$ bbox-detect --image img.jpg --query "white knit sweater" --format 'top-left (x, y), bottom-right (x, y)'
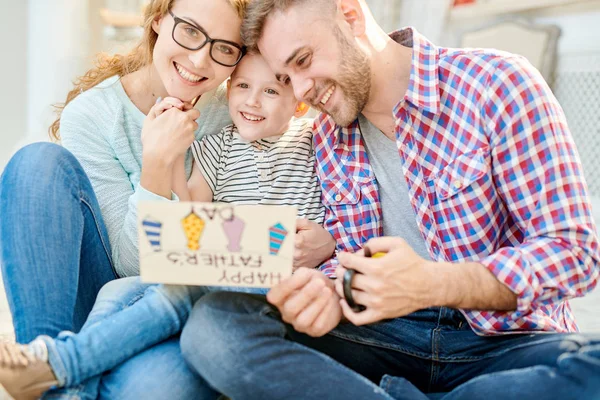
top-left (60, 75), bottom-right (232, 277)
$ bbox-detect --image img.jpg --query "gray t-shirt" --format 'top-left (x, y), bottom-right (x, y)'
top-left (358, 114), bottom-right (430, 260)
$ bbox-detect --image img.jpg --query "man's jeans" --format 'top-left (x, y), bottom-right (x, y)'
top-left (181, 292), bottom-right (600, 400)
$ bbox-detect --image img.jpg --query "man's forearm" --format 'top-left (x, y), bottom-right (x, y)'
top-left (430, 261), bottom-right (517, 311)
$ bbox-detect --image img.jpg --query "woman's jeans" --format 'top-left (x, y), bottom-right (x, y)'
top-left (180, 291), bottom-right (600, 400)
top-left (43, 277), bottom-right (220, 399)
top-left (0, 143), bottom-right (117, 342)
top-left (0, 143), bottom-right (217, 399)
top-left (42, 277), bottom-right (268, 399)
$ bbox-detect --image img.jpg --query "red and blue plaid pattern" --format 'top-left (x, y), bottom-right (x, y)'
top-left (314, 28), bottom-right (599, 335)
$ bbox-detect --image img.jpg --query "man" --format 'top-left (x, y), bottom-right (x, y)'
top-left (180, 1), bottom-right (600, 398)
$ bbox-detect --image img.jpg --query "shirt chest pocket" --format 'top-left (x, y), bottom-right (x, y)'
top-left (434, 150), bottom-right (488, 201)
top-left (321, 178), bottom-right (365, 230)
top-left (321, 179), bottom-right (361, 205)
top-left (430, 149), bottom-right (501, 259)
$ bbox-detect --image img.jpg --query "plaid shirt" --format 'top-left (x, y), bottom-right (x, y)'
top-left (315, 28), bottom-right (599, 335)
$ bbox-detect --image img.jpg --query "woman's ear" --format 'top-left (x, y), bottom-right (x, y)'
top-left (294, 102), bottom-right (310, 118)
top-left (226, 79), bottom-right (232, 99)
top-left (152, 15), bottom-right (162, 34)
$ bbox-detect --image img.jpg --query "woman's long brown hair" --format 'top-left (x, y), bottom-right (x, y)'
top-left (49, 0), bottom-right (248, 141)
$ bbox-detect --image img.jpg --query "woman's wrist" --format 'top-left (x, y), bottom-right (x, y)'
top-left (140, 154), bottom-right (175, 199)
top-left (143, 149), bottom-right (177, 168)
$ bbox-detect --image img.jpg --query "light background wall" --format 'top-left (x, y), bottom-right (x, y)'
top-left (0, 0), bottom-right (28, 170)
top-left (1, 0), bottom-right (599, 337)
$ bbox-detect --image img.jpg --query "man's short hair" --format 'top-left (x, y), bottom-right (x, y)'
top-left (241, 0), bottom-right (335, 51)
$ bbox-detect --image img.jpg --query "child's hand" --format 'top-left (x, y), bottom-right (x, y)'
top-left (293, 219), bottom-right (336, 271)
top-left (152, 97), bottom-right (197, 117)
top-left (152, 97), bottom-right (184, 116)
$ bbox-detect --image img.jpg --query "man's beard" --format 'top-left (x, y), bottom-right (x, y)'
top-left (312, 26), bottom-right (371, 127)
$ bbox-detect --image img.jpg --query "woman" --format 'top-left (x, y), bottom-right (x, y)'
top-left (0, 0), bottom-right (249, 397)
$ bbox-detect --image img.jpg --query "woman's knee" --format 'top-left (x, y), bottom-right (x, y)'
top-left (6, 143), bottom-right (77, 174)
top-left (2, 143), bottom-right (84, 193)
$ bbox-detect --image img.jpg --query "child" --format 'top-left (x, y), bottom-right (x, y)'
top-left (0, 52), bottom-right (325, 400)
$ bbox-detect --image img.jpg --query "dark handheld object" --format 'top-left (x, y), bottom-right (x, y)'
top-left (343, 269), bottom-right (366, 313)
top-left (341, 246), bottom-right (386, 313)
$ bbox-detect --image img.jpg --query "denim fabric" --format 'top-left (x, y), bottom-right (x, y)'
top-left (0, 144), bottom-right (220, 399)
top-left (44, 277), bottom-right (207, 390)
top-left (181, 292), bottom-right (600, 400)
top-left (181, 292), bottom-right (395, 399)
top-left (42, 277), bottom-right (153, 399)
top-left (98, 336), bottom-right (219, 400)
top-left (42, 276), bottom-right (268, 399)
top-left (0, 143), bottom-right (118, 343)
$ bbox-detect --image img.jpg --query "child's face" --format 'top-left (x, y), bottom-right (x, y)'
top-left (228, 53), bottom-right (300, 142)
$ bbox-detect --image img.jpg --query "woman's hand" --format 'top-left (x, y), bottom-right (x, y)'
top-left (142, 97), bottom-right (200, 165)
top-left (140, 97), bottom-right (200, 198)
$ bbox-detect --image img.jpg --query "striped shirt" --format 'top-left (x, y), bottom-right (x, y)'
top-left (191, 118), bottom-right (324, 224)
top-left (314, 27), bottom-right (599, 335)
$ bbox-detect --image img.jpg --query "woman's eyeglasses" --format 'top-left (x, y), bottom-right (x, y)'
top-left (169, 10), bottom-right (245, 67)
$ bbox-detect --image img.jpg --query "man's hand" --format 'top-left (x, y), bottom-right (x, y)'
top-left (293, 219), bottom-right (336, 271)
top-left (334, 237), bottom-right (437, 326)
top-left (267, 268), bottom-right (342, 337)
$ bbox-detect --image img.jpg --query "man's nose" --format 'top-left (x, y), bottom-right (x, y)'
top-left (291, 75), bottom-right (315, 103)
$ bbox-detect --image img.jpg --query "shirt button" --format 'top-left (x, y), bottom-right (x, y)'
top-left (453, 180), bottom-right (462, 189)
top-left (261, 170), bottom-right (267, 179)
top-left (335, 194), bottom-right (342, 202)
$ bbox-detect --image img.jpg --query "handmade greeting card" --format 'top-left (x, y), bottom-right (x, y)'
top-left (138, 202), bottom-right (296, 288)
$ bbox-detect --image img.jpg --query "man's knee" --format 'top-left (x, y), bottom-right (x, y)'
top-left (180, 292), bottom-right (246, 352)
top-left (157, 284), bottom-right (208, 306)
top-left (180, 292), bottom-right (270, 373)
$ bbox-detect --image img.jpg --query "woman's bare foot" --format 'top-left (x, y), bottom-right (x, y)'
top-left (0, 342), bottom-right (58, 400)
